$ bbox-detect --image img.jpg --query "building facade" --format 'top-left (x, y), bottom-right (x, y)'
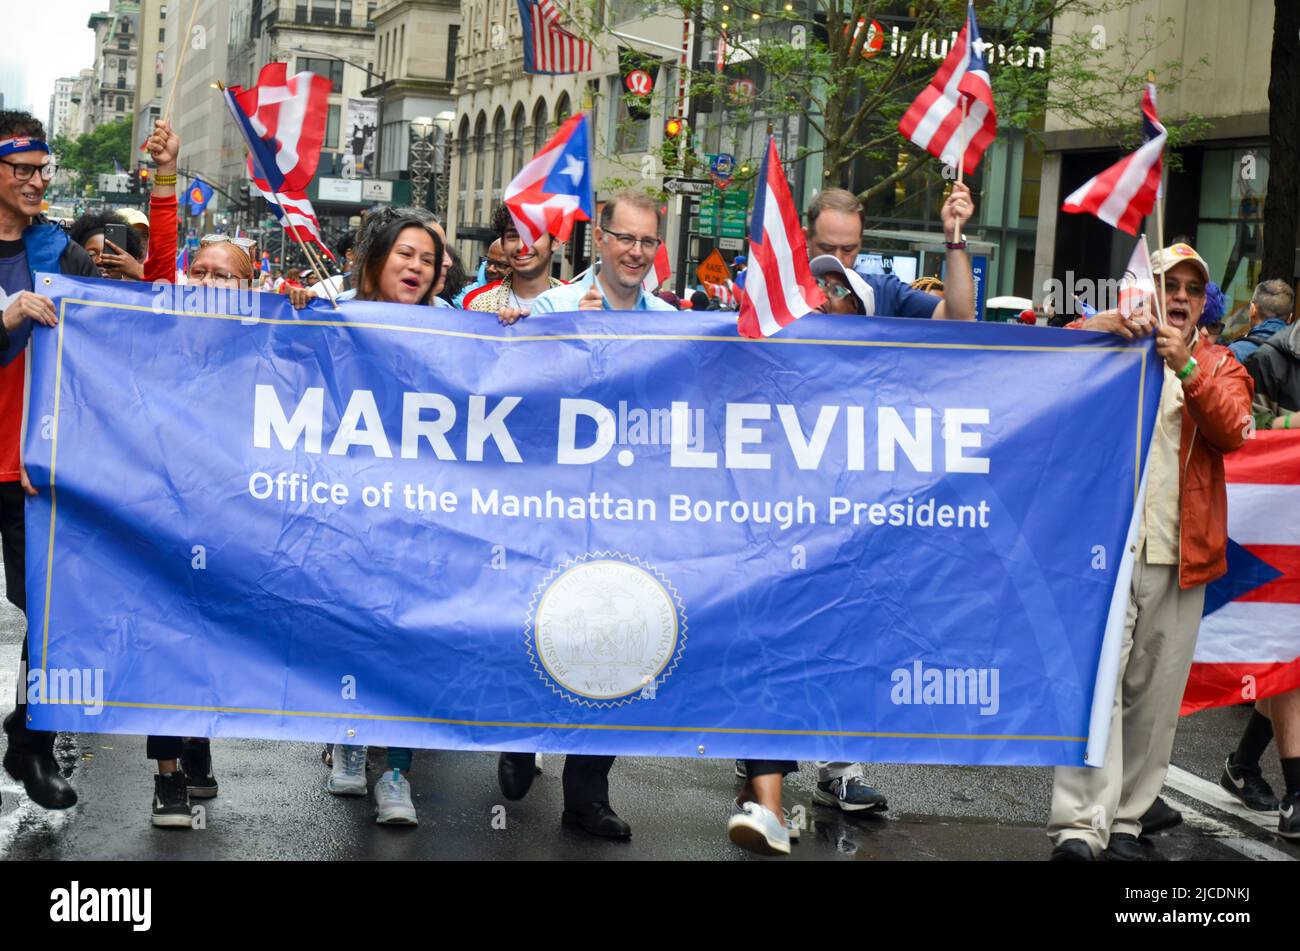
top-left (1035, 0), bottom-right (1293, 317)
top-left (86, 2), bottom-right (141, 134)
top-left (131, 0), bottom-right (170, 159)
top-left (48, 78), bottom-right (80, 141)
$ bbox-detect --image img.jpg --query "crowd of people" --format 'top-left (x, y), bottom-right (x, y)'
top-left (0, 106), bottom-right (1297, 858)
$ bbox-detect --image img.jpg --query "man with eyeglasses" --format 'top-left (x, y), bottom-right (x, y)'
top-left (0, 111), bottom-right (98, 813)
top-left (527, 189), bottom-right (676, 316)
top-left (1048, 243), bottom-right (1255, 861)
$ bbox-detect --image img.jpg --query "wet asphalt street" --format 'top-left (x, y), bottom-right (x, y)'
top-left (1, 597), bottom-right (1297, 862)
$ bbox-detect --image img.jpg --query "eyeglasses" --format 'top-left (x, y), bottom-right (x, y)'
top-left (601, 229), bottom-right (662, 253)
top-left (1159, 277), bottom-right (1205, 298)
top-left (201, 234), bottom-right (257, 254)
top-left (0, 159), bottom-right (56, 182)
top-left (815, 277), bottom-right (853, 300)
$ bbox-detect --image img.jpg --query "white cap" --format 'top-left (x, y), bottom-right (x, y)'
top-left (809, 255), bottom-right (875, 315)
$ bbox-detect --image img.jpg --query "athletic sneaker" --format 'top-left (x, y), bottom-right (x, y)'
top-left (1220, 754), bottom-right (1280, 812)
top-left (734, 760), bottom-right (748, 779)
top-left (1280, 793), bottom-right (1300, 840)
top-left (180, 739), bottom-right (218, 799)
top-left (151, 771), bottom-right (191, 829)
top-left (732, 797), bottom-right (800, 840)
top-left (374, 768), bottom-right (418, 825)
top-left (814, 771), bottom-right (888, 813)
top-left (727, 801), bottom-right (791, 856)
top-left (327, 743), bottom-right (368, 797)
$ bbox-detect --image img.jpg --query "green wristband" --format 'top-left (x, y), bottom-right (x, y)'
top-left (1286, 414), bottom-right (1293, 430)
top-left (1176, 357), bottom-right (1197, 381)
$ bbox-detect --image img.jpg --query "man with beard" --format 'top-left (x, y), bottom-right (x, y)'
top-left (463, 205), bottom-right (563, 320)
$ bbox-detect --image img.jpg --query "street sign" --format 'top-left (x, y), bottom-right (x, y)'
top-left (664, 178), bottom-right (712, 195)
top-left (696, 248), bottom-right (732, 286)
top-left (720, 188), bottom-right (750, 239)
top-left (719, 237), bottom-right (745, 251)
top-left (360, 179), bottom-right (393, 202)
top-left (709, 152), bottom-right (735, 189)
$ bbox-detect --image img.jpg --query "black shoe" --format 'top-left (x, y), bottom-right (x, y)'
top-left (1050, 838), bottom-right (1096, 861)
top-left (3, 748), bottom-right (78, 810)
top-left (562, 802), bottom-right (632, 839)
top-left (1104, 832), bottom-right (1159, 861)
top-left (180, 739), bottom-right (218, 799)
top-left (498, 752), bottom-right (537, 801)
top-left (1140, 796), bottom-right (1183, 835)
top-left (1280, 793), bottom-right (1300, 840)
top-left (1221, 755), bottom-right (1280, 811)
top-left (151, 771), bottom-right (191, 829)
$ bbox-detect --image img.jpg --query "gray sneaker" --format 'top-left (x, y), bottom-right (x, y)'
top-left (326, 744), bottom-right (368, 797)
top-left (813, 772), bottom-right (888, 813)
top-left (374, 768), bottom-right (418, 825)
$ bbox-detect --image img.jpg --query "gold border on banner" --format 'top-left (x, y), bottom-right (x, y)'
top-left (35, 297), bottom-right (1152, 746)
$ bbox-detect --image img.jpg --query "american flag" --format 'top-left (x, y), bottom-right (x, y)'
top-left (898, 0), bottom-right (997, 174)
top-left (517, 0), bottom-right (592, 75)
top-left (1061, 84), bottom-right (1166, 236)
top-left (1181, 432), bottom-right (1300, 714)
top-left (736, 137), bottom-right (825, 338)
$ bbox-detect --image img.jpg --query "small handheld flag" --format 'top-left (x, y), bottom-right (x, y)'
top-left (898, 1), bottom-right (998, 174)
top-left (1061, 84), bottom-right (1166, 236)
top-left (223, 63), bottom-right (332, 195)
top-left (643, 240), bottom-right (671, 293)
top-left (503, 112), bottom-right (594, 248)
top-left (186, 177), bottom-right (214, 216)
top-left (736, 137), bottom-right (825, 338)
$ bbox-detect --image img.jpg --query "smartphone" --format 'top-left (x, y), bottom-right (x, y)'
top-left (103, 222), bottom-right (130, 255)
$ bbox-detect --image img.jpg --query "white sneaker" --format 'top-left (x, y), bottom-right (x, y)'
top-left (326, 744), bottom-right (368, 796)
top-left (732, 797), bottom-right (799, 840)
top-left (374, 768), bottom-right (418, 825)
top-left (727, 801), bottom-right (791, 856)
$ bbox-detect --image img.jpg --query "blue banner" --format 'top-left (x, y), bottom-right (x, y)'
top-left (24, 275), bottom-right (1161, 766)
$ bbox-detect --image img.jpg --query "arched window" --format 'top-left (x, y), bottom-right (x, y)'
top-left (472, 112), bottom-right (487, 225)
top-left (456, 115), bottom-right (470, 220)
top-left (510, 104), bottom-right (526, 182)
top-left (491, 108), bottom-right (507, 198)
top-left (555, 92), bottom-right (571, 124)
top-left (531, 99), bottom-right (548, 154)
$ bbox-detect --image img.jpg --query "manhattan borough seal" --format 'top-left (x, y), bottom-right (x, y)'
top-left (527, 552), bottom-right (687, 707)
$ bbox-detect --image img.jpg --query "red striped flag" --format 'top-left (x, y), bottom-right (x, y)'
top-left (736, 138), bottom-right (825, 338)
top-left (898, 1), bottom-right (997, 173)
top-left (517, 0), bottom-right (593, 75)
top-left (249, 159), bottom-right (335, 261)
top-left (1061, 84), bottom-right (1166, 236)
top-left (642, 240), bottom-right (671, 293)
top-left (1181, 432), bottom-right (1300, 714)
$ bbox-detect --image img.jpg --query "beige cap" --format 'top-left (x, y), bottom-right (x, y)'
top-left (1150, 242), bottom-right (1210, 285)
top-left (117, 208), bottom-right (150, 229)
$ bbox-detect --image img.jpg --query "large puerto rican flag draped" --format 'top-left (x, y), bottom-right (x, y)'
top-left (1181, 432), bottom-right (1300, 714)
top-left (736, 137), bottom-right (825, 338)
top-left (1061, 83), bottom-right (1166, 236)
top-left (223, 63), bottom-right (331, 195)
top-left (503, 112), bottom-right (594, 248)
top-left (898, 0), bottom-right (997, 173)
top-left (517, 0), bottom-right (593, 75)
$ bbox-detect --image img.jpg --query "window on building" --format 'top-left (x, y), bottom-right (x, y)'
top-left (326, 103), bottom-right (341, 150)
top-left (555, 92), bottom-right (571, 124)
top-left (532, 100), bottom-right (548, 154)
top-left (491, 109), bottom-right (506, 197)
top-left (447, 25), bottom-right (459, 80)
top-left (510, 105), bottom-right (525, 179)
top-left (457, 115), bottom-right (470, 215)
top-left (296, 1), bottom-right (308, 24)
top-left (116, 96), bottom-right (125, 112)
top-left (160, 4), bottom-right (167, 18)
top-left (299, 57), bottom-right (345, 93)
top-left (472, 112), bottom-right (487, 223)
top-left (119, 38), bottom-right (130, 49)
top-left (612, 78), bottom-right (647, 154)
top-left (339, 0), bottom-right (352, 27)
top-left (156, 72), bottom-right (163, 88)
top-left (367, 2), bottom-right (377, 25)
top-left (159, 26), bottom-right (165, 41)
top-left (312, 0), bottom-right (336, 26)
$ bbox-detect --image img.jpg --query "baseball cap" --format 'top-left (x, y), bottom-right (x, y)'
top-left (809, 255), bottom-right (875, 315)
top-left (118, 208), bottom-right (150, 229)
top-left (1150, 242), bottom-right (1210, 285)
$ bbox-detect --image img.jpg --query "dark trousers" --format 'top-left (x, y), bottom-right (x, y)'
top-left (146, 736), bottom-right (210, 761)
top-left (1, 481), bottom-right (53, 758)
top-left (744, 759), bottom-right (797, 779)
top-left (562, 754), bottom-right (616, 808)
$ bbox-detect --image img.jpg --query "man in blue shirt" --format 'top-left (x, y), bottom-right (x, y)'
top-left (804, 185), bottom-right (977, 321)
top-left (524, 189), bottom-right (676, 317)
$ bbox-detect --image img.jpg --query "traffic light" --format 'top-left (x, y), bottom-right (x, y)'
top-left (664, 117), bottom-right (684, 141)
top-left (139, 166), bottom-right (151, 189)
top-left (127, 169), bottom-right (139, 193)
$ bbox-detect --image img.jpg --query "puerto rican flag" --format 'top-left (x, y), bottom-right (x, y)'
top-left (503, 112), bottom-right (594, 249)
top-left (1181, 432), bottom-right (1300, 714)
top-left (1061, 83), bottom-right (1166, 236)
top-left (642, 240), bottom-right (671, 293)
top-left (517, 0), bottom-right (593, 75)
top-left (223, 63), bottom-right (331, 195)
top-left (736, 137), bottom-right (825, 338)
top-left (898, 0), bottom-right (997, 173)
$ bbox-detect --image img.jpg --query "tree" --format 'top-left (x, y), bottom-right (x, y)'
top-left (1262, 0), bottom-right (1298, 281)
top-left (50, 117), bottom-right (133, 194)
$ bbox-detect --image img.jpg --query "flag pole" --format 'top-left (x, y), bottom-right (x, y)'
top-left (161, 0), bottom-right (203, 124)
top-left (954, 96), bottom-right (969, 244)
top-left (1148, 71), bottom-right (1168, 328)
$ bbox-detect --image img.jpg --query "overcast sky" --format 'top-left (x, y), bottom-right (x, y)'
top-left (5, 1), bottom-right (108, 117)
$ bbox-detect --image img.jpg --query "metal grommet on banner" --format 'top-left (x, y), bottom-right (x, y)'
top-left (346, 728), bottom-right (356, 738)
top-left (42, 277), bottom-right (51, 285)
top-left (697, 745), bottom-right (706, 755)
